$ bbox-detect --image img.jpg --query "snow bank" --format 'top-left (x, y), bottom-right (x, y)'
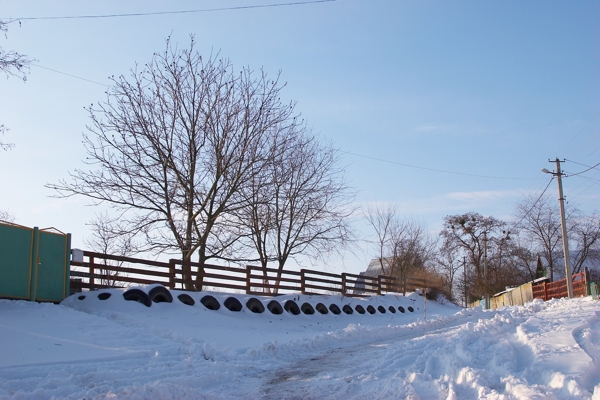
top-left (1, 287), bottom-right (599, 399)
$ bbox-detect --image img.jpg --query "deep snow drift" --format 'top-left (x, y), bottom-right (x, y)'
top-left (0, 287), bottom-right (599, 399)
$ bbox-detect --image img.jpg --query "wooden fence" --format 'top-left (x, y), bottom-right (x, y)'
top-left (70, 250), bottom-right (436, 296)
top-left (471, 270), bottom-right (589, 309)
top-left (532, 271), bottom-right (588, 301)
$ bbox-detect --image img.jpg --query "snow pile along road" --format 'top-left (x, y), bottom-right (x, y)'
top-left (0, 287), bottom-right (599, 399)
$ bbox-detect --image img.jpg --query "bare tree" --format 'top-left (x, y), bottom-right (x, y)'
top-left (570, 212), bottom-right (600, 274)
top-left (0, 125), bottom-right (14, 152)
top-left (1, 20), bottom-right (33, 152)
top-left (367, 205), bottom-right (436, 294)
top-left (0, 209), bottom-right (14, 223)
top-left (0, 20), bottom-right (32, 80)
top-left (241, 128), bottom-right (355, 292)
top-left (434, 244), bottom-right (462, 302)
top-left (47, 36), bottom-right (296, 290)
top-left (84, 213), bottom-right (137, 287)
top-left (366, 204), bottom-right (397, 276)
top-left (440, 212), bottom-right (507, 299)
top-left (513, 195), bottom-right (565, 281)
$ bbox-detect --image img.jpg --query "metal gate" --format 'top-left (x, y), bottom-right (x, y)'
top-left (0, 222), bottom-right (71, 302)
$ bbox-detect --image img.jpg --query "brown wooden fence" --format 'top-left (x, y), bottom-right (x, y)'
top-left (70, 250), bottom-right (436, 296)
top-left (532, 271), bottom-right (588, 301)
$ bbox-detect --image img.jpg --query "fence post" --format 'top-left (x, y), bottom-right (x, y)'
top-left (543, 282), bottom-right (548, 301)
top-left (301, 269), bottom-right (306, 294)
top-left (377, 275), bottom-right (382, 295)
top-left (246, 265), bottom-right (251, 294)
top-left (168, 259), bottom-right (176, 290)
top-left (89, 256), bottom-right (95, 291)
top-left (341, 273), bottom-right (347, 295)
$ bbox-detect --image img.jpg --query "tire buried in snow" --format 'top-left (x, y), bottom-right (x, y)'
top-left (177, 294), bottom-right (195, 306)
top-left (388, 306), bottom-right (396, 313)
top-left (224, 297), bottom-right (243, 312)
top-left (123, 289), bottom-right (151, 307)
top-left (301, 302), bottom-right (315, 315)
top-left (329, 304), bottom-right (341, 315)
top-left (284, 300), bottom-right (301, 315)
top-left (408, 306), bottom-right (414, 312)
top-left (201, 295), bottom-right (221, 310)
top-left (98, 293), bottom-right (111, 300)
top-left (378, 305), bottom-right (386, 313)
top-left (342, 305), bottom-right (353, 314)
top-left (354, 305), bottom-right (365, 314)
top-left (246, 298), bottom-right (265, 313)
top-left (366, 305), bottom-right (376, 314)
top-left (315, 303), bottom-right (329, 314)
top-left (148, 286), bottom-right (173, 303)
top-left (398, 306), bottom-right (405, 313)
top-left (267, 300), bottom-right (283, 315)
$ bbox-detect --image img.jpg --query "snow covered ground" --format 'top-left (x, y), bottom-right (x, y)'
top-left (1, 287), bottom-right (600, 399)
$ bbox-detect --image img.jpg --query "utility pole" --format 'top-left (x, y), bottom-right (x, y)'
top-left (484, 231), bottom-right (489, 309)
top-left (463, 256), bottom-right (467, 308)
top-left (542, 158), bottom-right (574, 298)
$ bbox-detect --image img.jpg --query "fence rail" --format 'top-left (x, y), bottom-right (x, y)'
top-left (70, 250), bottom-right (438, 296)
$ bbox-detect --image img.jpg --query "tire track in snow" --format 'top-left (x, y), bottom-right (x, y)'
top-left (258, 311), bottom-right (491, 399)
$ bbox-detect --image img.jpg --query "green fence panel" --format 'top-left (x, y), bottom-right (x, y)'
top-left (0, 224), bottom-right (34, 299)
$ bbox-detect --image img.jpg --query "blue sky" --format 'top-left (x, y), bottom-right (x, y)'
top-left (1, 0), bottom-right (599, 274)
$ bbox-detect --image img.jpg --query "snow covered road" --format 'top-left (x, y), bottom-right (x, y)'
top-left (1, 290), bottom-right (600, 399)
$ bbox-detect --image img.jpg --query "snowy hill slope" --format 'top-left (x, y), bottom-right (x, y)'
top-left (0, 288), bottom-right (599, 399)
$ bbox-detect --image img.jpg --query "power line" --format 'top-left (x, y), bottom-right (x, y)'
top-left (561, 108), bottom-right (600, 156)
top-left (31, 64), bottom-right (108, 87)
top-left (513, 177), bottom-right (554, 228)
top-left (3, 0), bottom-right (338, 21)
top-left (343, 151), bottom-right (531, 180)
top-left (563, 160), bottom-right (600, 177)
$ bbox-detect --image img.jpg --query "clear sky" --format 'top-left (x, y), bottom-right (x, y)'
top-left (1, 0), bottom-right (599, 275)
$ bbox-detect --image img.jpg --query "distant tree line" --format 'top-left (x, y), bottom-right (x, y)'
top-left (366, 195), bottom-right (600, 306)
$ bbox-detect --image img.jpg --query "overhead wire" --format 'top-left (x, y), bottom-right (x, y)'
top-left (31, 64), bottom-right (108, 87)
top-left (3, 0), bottom-right (338, 21)
top-left (512, 177), bottom-right (555, 228)
top-left (343, 151), bottom-right (531, 180)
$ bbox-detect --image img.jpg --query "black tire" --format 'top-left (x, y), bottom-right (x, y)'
top-left (284, 300), bottom-right (300, 315)
top-left (342, 305), bottom-right (353, 315)
top-left (315, 303), bottom-right (329, 314)
top-left (267, 300), bottom-right (283, 315)
top-left (98, 292), bottom-right (111, 300)
top-left (355, 305), bottom-right (365, 314)
top-left (224, 297), bottom-right (243, 312)
top-left (388, 306), bottom-right (396, 313)
top-left (123, 289), bottom-right (151, 307)
top-left (148, 286), bottom-right (173, 303)
top-left (201, 295), bottom-right (221, 310)
top-left (408, 306), bottom-right (414, 312)
top-left (77, 295), bottom-right (86, 300)
top-left (301, 302), bottom-right (315, 315)
top-left (177, 294), bottom-right (195, 306)
top-left (246, 298), bottom-right (265, 313)
top-left (378, 305), bottom-right (386, 314)
top-left (366, 305), bottom-right (376, 314)
top-left (329, 304), bottom-right (341, 315)
top-left (398, 306), bottom-right (405, 313)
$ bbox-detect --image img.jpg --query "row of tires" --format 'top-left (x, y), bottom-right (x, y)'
top-left (77, 286), bottom-right (415, 316)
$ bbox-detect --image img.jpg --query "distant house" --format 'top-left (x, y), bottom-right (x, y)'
top-left (353, 258), bottom-right (390, 294)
